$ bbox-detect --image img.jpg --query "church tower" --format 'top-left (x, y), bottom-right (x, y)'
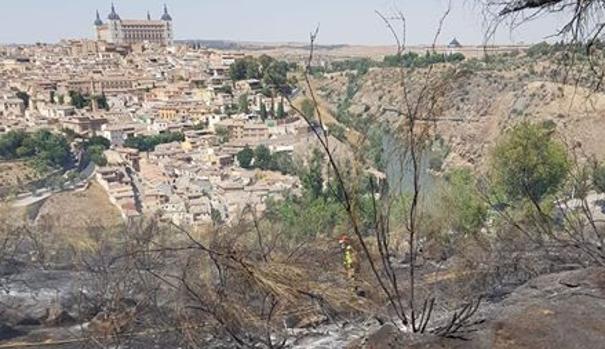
top-left (106, 3), bottom-right (122, 44)
top-left (161, 4), bottom-right (174, 45)
top-left (94, 10), bottom-right (104, 41)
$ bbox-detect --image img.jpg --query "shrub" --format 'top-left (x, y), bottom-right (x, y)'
top-left (237, 146), bottom-right (254, 169)
top-left (593, 163), bottom-right (605, 193)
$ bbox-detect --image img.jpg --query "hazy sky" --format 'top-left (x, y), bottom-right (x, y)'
top-left (0, 0), bottom-right (567, 45)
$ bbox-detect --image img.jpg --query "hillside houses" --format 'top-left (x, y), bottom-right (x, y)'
top-left (1, 40), bottom-right (308, 227)
top-left (95, 166), bottom-right (139, 220)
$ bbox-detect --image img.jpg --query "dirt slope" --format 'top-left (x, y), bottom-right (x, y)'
top-left (314, 57), bottom-right (605, 171)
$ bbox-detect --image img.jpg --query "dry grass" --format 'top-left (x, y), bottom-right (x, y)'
top-left (34, 182), bottom-right (124, 251)
top-left (0, 161), bottom-right (41, 191)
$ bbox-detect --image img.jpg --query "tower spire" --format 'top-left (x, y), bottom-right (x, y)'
top-left (94, 10), bottom-right (103, 26)
top-left (147, 11), bottom-right (151, 21)
top-left (108, 2), bottom-right (121, 20)
top-left (161, 3), bottom-right (172, 21)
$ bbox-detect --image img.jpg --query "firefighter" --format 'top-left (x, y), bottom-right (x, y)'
top-left (339, 234), bottom-right (359, 280)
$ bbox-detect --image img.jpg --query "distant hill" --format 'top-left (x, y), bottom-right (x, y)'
top-left (176, 39), bottom-right (349, 51)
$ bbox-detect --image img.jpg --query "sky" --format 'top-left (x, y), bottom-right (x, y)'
top-left (0, 0), bottom-right (568, 45)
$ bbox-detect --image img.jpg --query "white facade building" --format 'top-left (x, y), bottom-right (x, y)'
top-left (95, 4), bottom-right (174, 46)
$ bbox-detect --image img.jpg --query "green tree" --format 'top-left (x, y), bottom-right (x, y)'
top-left (238, 94), bottom-right (249, 114)
top-left (0, 130), bottom-right (27, 159)
top-left (80, 135), bottom-right (111, 168)
top-left (229, 56), bottom-right (261, 81)
top-left (265, 195), bottom-right (345, 240)
top-left (95, 93), bottom-right (109, 110)
top-left (244, 58), bottom-right (261, 80)
top-left (330, 58), bottom-right (372, 75)
top-left (69, 90), bottom-right (88, 109)
top-left (0, 129), bottom-right (72, 170)
top-left (263, 60), bottom-right (291, 95)
top-left (254, 145), bottom-right (272, 170)
top-left (85, 135), bottom-right (111, 149)
top-left (124, 132), bottom-right (184, 152)
top-left (276, 101), bottom-right (285, 119)
top-left (258, 54), bottom-right (275, 72)
top-left (491, 122), bottom-right (569, 203)
top-left (211, 207), bottom-right (223, 226)
top-left (382, 51), bottom-right (464, 68)
top-left (259, 103), bottom-right (268, 122)
top-left (442, 169), bottom-right (487, 235)
top-left (31, 130), bottom-right (72, 171)
top-left (237, 146), bottom-right (254, 169)
top-left (365, 125), bottom-right (386, 170)
top-left (16, 145), bottom-right (34, 158)
top-left (527, 42), bottom-right (553, 58)
top-left (85, 145), bottom-right (108, 166)
top-left (302, 149), bottom-right (324, 200)
top-left (229, 59), bottom-right (248, 81)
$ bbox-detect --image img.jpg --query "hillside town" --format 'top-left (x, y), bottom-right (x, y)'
top-left (4, 1), bottom-right (605, 349)
top-left (0, 5), bottom-right (314, 226)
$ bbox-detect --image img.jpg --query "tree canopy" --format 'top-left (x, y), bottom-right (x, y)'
top-left (238, 94), bottom-right (250, 114)
top-left (0, 129), bottom-right (72, 172)
top-left (229, 55), bottom-right (293, 94)
top-left (236, 146), bottom-right (254, 169)
top-left (302, 149), bottom-right (324, 200)
top-left (254, 145), bottom-right (272, 170)
top-left (68, 91), bottom-right (109, 110)
top-left (490, 122), bottom-right (569, 203)
top-left (260, 103), bottom-right (268, 122)
top-left (229, 56), bottom-right (261, 81)
top-left (276, 101), bottom-right (286, 119)
top-left (81, 135), bottom-right (111, 167)
top-left (236, 145), bottom-right (294, 174)
top-left (441, 169), bottom-right (487, 235)
top-left (383, 51), bottom-right (465, 68)
top-left (123, 132), bottom-right (184, 152)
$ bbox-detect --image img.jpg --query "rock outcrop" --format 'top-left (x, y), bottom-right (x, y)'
top-left (351, 267), bottom-right (605, 349)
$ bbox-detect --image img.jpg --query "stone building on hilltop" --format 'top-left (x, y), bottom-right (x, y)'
top-left (94, 4), bottom-right (174, 46)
